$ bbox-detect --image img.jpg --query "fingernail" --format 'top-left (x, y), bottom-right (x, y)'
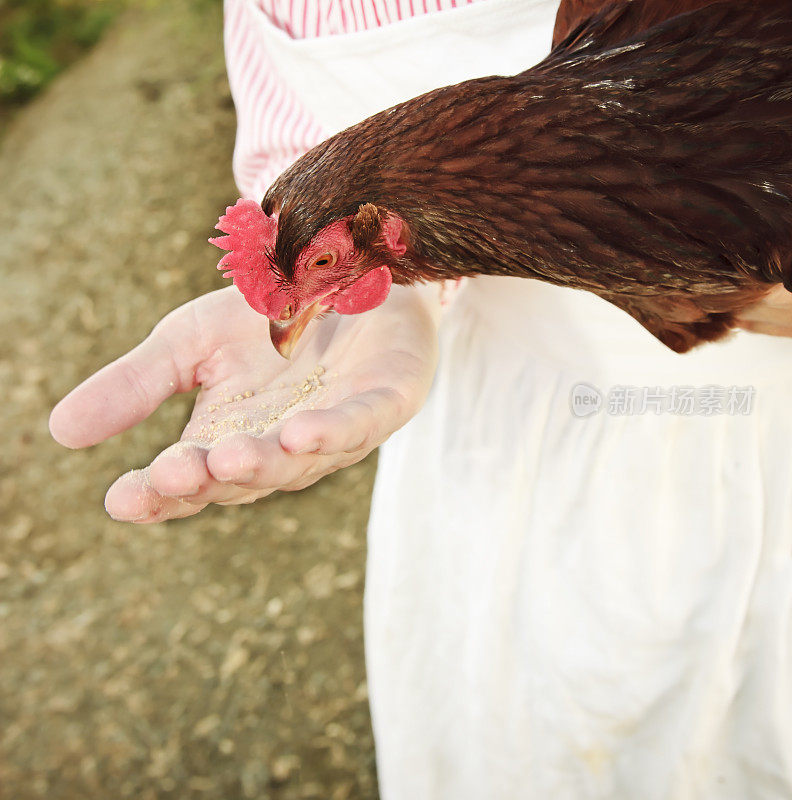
top-left (108, 511), bottom-right (149, 522)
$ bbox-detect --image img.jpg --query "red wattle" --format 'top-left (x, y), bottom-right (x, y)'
top-left (332, 266), bottom-right (393, 315)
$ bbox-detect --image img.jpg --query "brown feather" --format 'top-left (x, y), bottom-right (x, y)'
top-left (264, 0), bottom-right (792, 352)
top-left (552, 0), bottom-right (738, 48)
top-left (349, 203), bottom-right (383, 249)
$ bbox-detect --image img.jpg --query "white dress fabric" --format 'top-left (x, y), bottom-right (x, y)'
top-left (225, 1), bottom-right (792, 797)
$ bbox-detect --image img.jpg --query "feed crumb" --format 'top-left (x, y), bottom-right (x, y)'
top-left (189, 366), bottom-right (328, 447)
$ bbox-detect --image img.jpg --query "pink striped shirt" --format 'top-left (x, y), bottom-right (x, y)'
top-left (225, 0), bottom-right (487, 199)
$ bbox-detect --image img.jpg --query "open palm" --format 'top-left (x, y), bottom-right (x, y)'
top-left (49, 285), bottom-right (439, 522)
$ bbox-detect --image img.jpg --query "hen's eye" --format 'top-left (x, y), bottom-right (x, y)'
top-left (309, 252), bottom-right (337, 270)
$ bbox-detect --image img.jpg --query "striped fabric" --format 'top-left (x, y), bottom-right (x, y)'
top-left (253, 0), bottom-right (484, 37)
top-left (225, 0), bottom-right (487, 199)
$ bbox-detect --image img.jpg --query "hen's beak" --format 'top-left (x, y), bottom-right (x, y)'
top-left (269, 300), bottom-right (329, 359)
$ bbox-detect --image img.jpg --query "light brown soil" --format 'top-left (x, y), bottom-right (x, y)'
top-left (0, 3), bottom-right (378, 798)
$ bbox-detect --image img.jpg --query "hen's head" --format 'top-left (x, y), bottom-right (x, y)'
top-left (210, 199), bottom-right (407, 357)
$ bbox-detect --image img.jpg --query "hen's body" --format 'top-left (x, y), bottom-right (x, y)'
top-left (264, 0), bottom-right (792, 352)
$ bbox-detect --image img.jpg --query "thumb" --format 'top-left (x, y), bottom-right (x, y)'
top-left (49, 304), bottom-right (204, 448)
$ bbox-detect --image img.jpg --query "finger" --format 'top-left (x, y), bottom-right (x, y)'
top-left (104, 468), bottom-right (209, 523)
top-left (148, 442), bottom-right (212, 498)
top-left (205, 432), bottom-right (325, 490)
top-left (208, 434), bottom-right (358, 496)
top-left (104, 469), bottom-right (159, 521)
top-left (49, 303), bottom-right (206, 449)
top-left (149, 439), bottom-right (274, 506)
top-left (278, 388), bottom-right (406, 455)
top-left (141, 497), bottom-right (210, 523)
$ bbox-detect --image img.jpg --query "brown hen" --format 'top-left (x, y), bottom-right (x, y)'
top-left (213, 0), bottom-right (792, 355)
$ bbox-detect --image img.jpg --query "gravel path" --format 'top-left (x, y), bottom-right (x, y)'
top-left (0, 3), bottom-right (378, 798)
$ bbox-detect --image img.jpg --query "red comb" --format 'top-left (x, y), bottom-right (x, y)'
top-left (209, 198), bottom-right (285, 317)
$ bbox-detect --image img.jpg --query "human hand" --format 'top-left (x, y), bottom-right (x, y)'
top-left (734, 284), bottom-right (792, 337)
top-left (49, 284), bottom-right (439, 523)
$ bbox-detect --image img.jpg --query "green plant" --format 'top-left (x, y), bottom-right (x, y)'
top-left (0, 0), bottom-right (121, 106)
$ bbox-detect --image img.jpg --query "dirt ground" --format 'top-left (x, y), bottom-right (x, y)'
top-left (0, 3), bottom-right (379, 798)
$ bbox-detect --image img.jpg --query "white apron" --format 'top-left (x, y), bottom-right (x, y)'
top-left (243, 2), bottom-right (792, 797)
